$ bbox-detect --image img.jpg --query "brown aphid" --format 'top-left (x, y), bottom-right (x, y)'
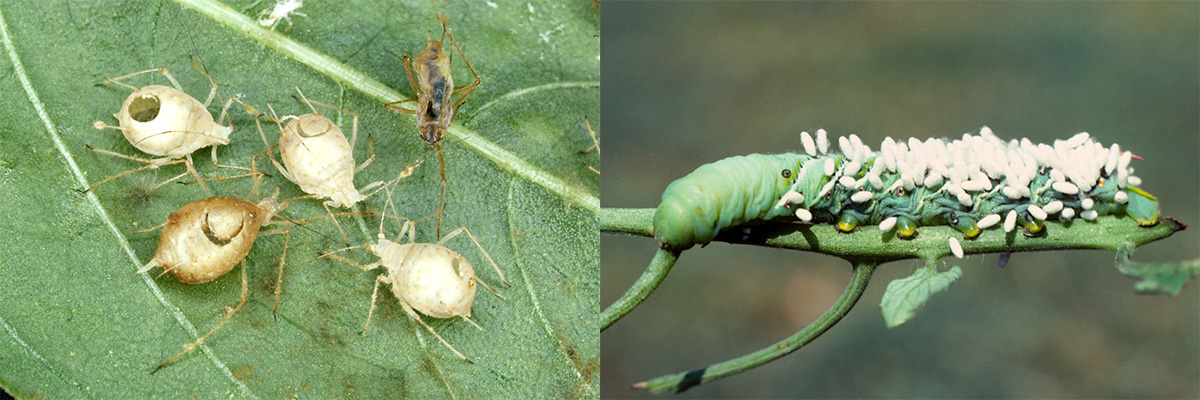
top-left (385, 13), bottom-right (481, 238)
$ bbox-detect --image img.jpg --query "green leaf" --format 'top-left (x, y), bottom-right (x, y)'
top-left (0, 0), bottom-right (598, 398)
top-left (1116, 243), bottom-right (1200, 295)
top-left (879, 262), bottom-right (962, 329)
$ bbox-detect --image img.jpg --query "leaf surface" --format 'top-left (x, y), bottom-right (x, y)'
top-left (879, 264), bottom-right (962, 329)
top-left (0, 0), bottom-right (598, 398)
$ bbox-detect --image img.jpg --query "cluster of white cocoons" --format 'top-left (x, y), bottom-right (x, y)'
top-left (780, 127), bottom-right (1141, 255)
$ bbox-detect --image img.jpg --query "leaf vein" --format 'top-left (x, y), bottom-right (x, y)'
top-left (173, 0), bottom-right (599, 214)
top-left (466, 81), bottom-right (600, 120)
top-left (506, 177), bottom-right (598, 396)
top-left (0, 313), bottom-right (93, 399)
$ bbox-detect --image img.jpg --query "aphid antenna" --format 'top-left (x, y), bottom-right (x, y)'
top-left (185, 36), bottom-right (221, 110)
top-left (291, 86), bottom-right (321, 116)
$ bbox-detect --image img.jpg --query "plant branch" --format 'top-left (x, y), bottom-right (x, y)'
top-left (600, 248), bottom-right (678, 331)
top-left (601, 208), bottom-right (1184, 260)
top-left (632, 260), bottom-right (876, 393)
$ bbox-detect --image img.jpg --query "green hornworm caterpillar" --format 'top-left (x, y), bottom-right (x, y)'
top-left (653, 127), bottom-right (1159, 252)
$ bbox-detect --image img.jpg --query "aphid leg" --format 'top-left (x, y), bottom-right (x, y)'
top-left (280, 208), bottom-right (390, 228)
top-left (434, 143), bottom-right (447, 239)
top-left (258, 228), bottom-right (290, 319)
top-left (582, 116), bottom-right (600, 154)
top-left (97, 67), bottom-right (183, 92)
top-left (152, 260), bottom-right (250, 373)
top-left (459, 315), bottom-right (483, 331)
top-left (183, 148), bottom-right (277, 196)
top-left (183, 155), bottom-right (213, 196)
top-left (398, 296), bottom-right (471, 362)
top-left (188, 56), bottom-right (220, 108)
top-left (582, 116), bottom-right (599, 174)
top-left (205, 98), bottom-right (257, 174)
top-left (254, 105), bottom-right (300, 183)
top-left (443, 15), bottom-right (481, 111)
top-left (80, 144), bottom-right (192, 193)
top-left (81, 141), bottom-right (214, 195)
top-left (360, 274), bottom-right (387, 333)
top-left (383, 54), bottom-right (422, 113)
top-left (319, 201), bottom-right (350, 245)
top-left (440, 226), bottom-right (509, 288)
top-left (190, 54), bottom-right (259, 187)
top-left (353, 139), bottom-right (375, 174)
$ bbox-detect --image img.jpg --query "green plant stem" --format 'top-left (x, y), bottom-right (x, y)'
top-left (600, 248), bottom-right (679, 331)
top-left (602, 208), bottom-right (1184, 259)
top-left (600, 207), bottom-right (655, 237)
top-left (603, 207), bottom-right (1188, 392)
top-left (632, 260), bottom-right (877, 393)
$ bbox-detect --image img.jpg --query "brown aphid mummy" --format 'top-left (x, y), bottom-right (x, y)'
top-left (384, 13), bottom-right (482, 238)
top-left (138, 193), bottom-right (282, 283)
top-left (136, 188), bottom-right (289, 372)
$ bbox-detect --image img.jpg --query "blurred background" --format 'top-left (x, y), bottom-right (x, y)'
top-left (601, 2), bottom-right (1199, 398)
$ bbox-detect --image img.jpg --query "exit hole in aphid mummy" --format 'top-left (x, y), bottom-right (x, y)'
top-left (128, 95), bottom-right (161, 122)
top-left (202, 210), bottom-right (245, 245)
top-left (297, 115), bottom-right (334, 138)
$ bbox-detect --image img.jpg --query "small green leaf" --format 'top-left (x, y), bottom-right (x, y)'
top-left (1116, 242), bottom-right (1200, 295)
top-left (880, 262), bottom-right (962, 328)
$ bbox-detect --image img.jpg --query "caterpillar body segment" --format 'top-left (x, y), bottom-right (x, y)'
top-left (653, 154), bottom-right (801, 249)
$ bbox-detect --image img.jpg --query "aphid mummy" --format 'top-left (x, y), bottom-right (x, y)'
top-left (256, 89), bottom-right (389, 209)
top-left (136, 178), bottom-right (292, 372)
top-left (139, 193), bottom-right (282, 284)
top-left (385, 14), bottom-right (482, 238)
top-left (87, 64), bottom-right (244, 196)
top-left (325, 188), bottom-right (508, 362)
top-left (651, 127), bottom-right (1160, 250)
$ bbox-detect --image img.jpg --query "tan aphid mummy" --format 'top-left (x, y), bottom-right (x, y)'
top-left (138, 192), bottom-right (282, 283)
top-left (116, 84), bottom-right (232, 159)
top-left (329, 208), bottom-right (509, 361)
top-left (370, 236), bottom-right (479, 319)
top-left (87, 66), bottom-right (245, 196)
top-left (134, 183), bottom-right (292, 372)
top-left (274, 110), bottom-right (375, 208)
